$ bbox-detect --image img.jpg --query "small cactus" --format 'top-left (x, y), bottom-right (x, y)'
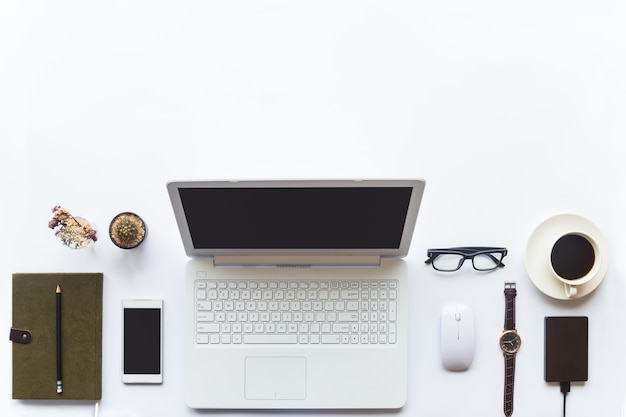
top-left (109, 212), bottom-right (146, 249)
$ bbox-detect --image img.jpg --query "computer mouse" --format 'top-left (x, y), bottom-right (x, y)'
top-left (441, 303), bottom-right (475, 371)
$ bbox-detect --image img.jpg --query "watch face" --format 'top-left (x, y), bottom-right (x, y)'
top-left (499, 330), bottom-right (521, 354)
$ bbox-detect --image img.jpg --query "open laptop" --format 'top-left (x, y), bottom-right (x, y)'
top-left (167, 179), bottom-right (426, 409)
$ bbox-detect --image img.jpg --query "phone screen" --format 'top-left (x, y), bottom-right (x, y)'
top-left (123, 300), bottom-right (163, 383)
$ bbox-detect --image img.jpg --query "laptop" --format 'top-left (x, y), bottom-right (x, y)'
top-left (167, 179), bottom-right (426, 409)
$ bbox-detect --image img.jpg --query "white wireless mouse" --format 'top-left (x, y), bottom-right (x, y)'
top-left (441, 303), bottom-right (475, 371)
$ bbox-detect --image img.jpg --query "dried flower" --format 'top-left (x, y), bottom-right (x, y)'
top-left (48, 206), bottom-right (98, 249)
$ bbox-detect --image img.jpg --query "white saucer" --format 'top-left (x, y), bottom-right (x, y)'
top-left (525, 214), bottom-right (608, 300)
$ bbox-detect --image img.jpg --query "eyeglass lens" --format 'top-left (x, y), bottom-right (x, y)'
top-left (472, 252), bottom-right (504, 270)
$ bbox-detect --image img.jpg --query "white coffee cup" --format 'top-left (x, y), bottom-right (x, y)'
top-left (549, 232), bottom-right (600, 298)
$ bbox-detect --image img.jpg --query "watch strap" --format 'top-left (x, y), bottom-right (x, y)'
top-left (503, 281), bottom-right (517, 417)
top-left (503, 353), bottom-right (515, 417)
top-left (504, 281), bottom-right (516, 330)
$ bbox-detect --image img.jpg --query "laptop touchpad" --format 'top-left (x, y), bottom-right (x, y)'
top-left (245, 357), bottom-right (307, 400)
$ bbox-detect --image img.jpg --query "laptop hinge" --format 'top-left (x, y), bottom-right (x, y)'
top-left (213, 255), bottom-right (381, 268)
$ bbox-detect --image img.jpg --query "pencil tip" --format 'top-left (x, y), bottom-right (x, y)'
top-left (56, 285), bottom-right (61, 293)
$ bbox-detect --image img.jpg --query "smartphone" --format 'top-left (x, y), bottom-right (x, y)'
top-left (122, 299), bottom-right (163, 384)
top-left (544, 316), bottom-right (588, 383)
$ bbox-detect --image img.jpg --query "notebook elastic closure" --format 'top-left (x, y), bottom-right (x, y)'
top-left (9, 328), bottom-right (32, 344)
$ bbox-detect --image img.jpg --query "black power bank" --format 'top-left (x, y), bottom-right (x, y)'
top-left (544, 316), bottom-right (588, 383)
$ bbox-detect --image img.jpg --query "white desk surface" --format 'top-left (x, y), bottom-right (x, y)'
top-left (2, 1), bottom-right (626, 416)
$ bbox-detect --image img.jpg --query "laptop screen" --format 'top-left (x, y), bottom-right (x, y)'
top-left (179, 187), bottom-right (412, 250)
top-left (167, 180), bottom-right (425, 258)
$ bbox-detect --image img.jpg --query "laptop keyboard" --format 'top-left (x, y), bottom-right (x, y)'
top-left (195, 279), bottom-right (398, 345)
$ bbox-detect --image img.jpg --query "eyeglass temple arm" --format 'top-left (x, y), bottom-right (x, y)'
top-left (449, 246), bottom-right (507, 253)
top-left (424, 250), bottom-right (443, 264)
top-left (473, 251), bottom-right (506, 267)
top-left (447, 247), bottom-right (507, 265)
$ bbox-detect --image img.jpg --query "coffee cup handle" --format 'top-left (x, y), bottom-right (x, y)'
top-left (565, 283), bottom-right (578, 298)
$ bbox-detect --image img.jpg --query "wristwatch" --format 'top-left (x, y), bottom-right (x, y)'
top-left (499, 281), bottom-right (521, 417)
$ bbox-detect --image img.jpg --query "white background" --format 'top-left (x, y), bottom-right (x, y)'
top-left (1, 1), bottom-right (626, 416)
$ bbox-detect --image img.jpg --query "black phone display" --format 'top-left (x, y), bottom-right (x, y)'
top-left (122, 299), bottom-right (163, 384)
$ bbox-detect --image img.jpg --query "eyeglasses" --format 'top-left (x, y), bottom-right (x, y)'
top-left (425, 247), bottom-right (508, 272)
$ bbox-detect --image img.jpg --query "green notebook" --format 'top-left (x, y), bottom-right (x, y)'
top-left (11, 272), bottom-right (103, 400)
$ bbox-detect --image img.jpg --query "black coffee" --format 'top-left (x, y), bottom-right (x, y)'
top-left (550, 234), bottom-right (595, 280)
